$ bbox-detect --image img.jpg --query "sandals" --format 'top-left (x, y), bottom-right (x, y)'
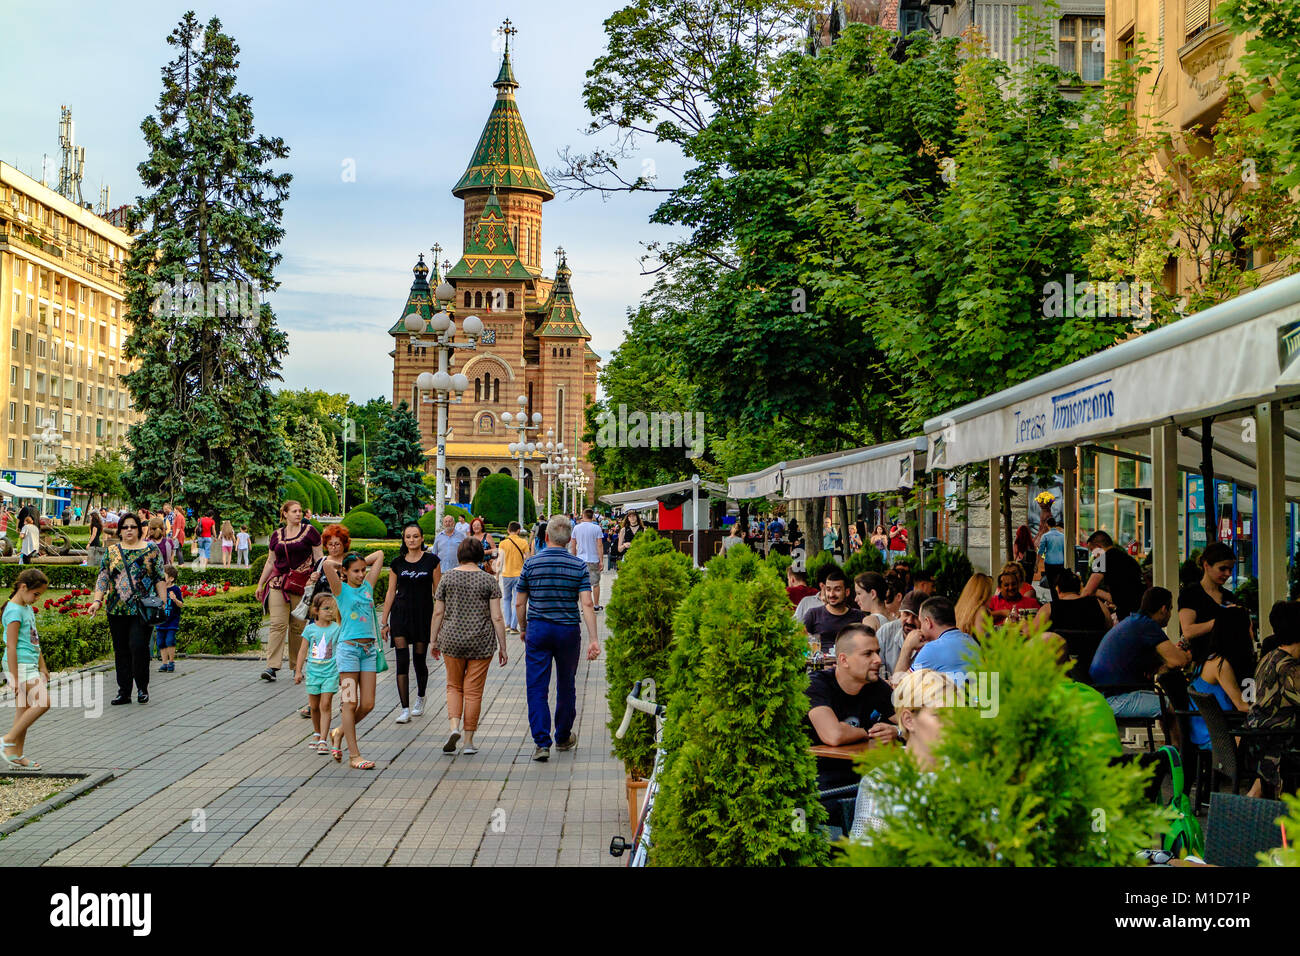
top-left (330, 728), bottom-right (343, 762)
top-left (349, 757), bottom-right (375, 770)
top-left (307, 733), bottom-right (322, 749)
top-left (299, 706), bottom-right (312, 719)
top-left (1, 738), bottom-right (39, 770)
top-left (316, 739), bottom-right (331, 755)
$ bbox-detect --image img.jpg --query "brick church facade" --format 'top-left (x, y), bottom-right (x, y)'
top-left (389, 40), bottom-right (598, 510)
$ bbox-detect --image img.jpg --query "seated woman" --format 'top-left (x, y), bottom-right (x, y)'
top-left (953, 573), bottom-right (994, 641)
top-left (1034, 570), bottom-right (1110, 633)
top-left (1187, 606), bottom-right (1255, 749)
top-left (850, 669), bottom-right (960, 841)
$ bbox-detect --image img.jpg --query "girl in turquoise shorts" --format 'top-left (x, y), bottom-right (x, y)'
top-left (294, 592), bottom-right (341, 756)
top-left (2, 568), bottom-right (51, 769)
top-left (324, 550), bottom-right (384, 769)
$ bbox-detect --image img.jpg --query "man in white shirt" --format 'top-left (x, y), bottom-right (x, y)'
top-left (569, 508), bottom-right (606, 610)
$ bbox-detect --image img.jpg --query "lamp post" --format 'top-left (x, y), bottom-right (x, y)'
top-left (502, 395), bottom-right (543, 527)
top-left (409, 267), bottom-right (481, 533)
top-left (33, 423), bottom-right (62, 518)
top-left (539, 432), bottom-right (565, 518)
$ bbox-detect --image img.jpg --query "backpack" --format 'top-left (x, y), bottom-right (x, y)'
top-left (1158, 745), bottom-right (1204, 858)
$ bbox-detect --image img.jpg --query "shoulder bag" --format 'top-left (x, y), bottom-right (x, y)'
top-left (121, 544), bottom-right (168, 627)
top-left (279, 532), bottom-right (313, 596)
top-left (368, 585), bottom-right (388, 673)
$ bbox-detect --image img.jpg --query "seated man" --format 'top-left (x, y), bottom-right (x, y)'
top-left (875, 589), bottom-right (925, 681)
top-left (805, 624), bottom-right (898, 791)
top-left (804, 568), bottom-right (866, 653)
top-left (910, 570), bottom-right (935, 597)
top-left (786, 568), bottom-right (818, 608)
top-left (793, 564), bottom-right (833, 625)
top-left (1089, 586), bottom-right (1189, 718)
top-left (987, 568), bottom-right (1041, 625)
top-left (905, 595), bottom-right (979, 677)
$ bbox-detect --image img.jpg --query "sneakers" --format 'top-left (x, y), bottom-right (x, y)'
top-left (462, 744), bottom-right (479, 755)
top-left (557, 732), bottom-right (578, 752)
top-left (260, 668), bottom-right (277, 682)
top-left (137, 693), bottom-right (149, 704)
top-left (442, 732), bottom-right (461, 754)
top-left (395, 708), bottom-right (411, 724)
top-left (593, 605), bottom-right (604, 612)
top-left (411, 697), bottom-right (425, 717)
top-left (532, 746), bottom-right (550, 762)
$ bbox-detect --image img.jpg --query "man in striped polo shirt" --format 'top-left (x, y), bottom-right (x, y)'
top-left (515, 515), bottom-right (601, 761)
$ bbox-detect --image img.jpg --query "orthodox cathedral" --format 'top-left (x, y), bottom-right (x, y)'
top-left (390, 25), bottom-right (598, 506)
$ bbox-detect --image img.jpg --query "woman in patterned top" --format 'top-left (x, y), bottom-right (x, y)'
top-left (431, 536), bottom-right (506, 755)
top-left (87, 512), bottom-right (168, 705)
top-left (1245, 625), bottom-right (1300, 797)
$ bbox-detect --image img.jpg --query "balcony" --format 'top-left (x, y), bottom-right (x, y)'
top-left (1176, 19), bottom-right (1239, 131)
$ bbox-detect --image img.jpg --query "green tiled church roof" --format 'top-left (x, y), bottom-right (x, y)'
top-left (536, 257), bottom-right (591, 338)
top-left (452, 51), bottom-right (554, 200)
top-left (445, 187), bottom-right (533, 280)
top-left (387, 254), bottom-right (437, 336)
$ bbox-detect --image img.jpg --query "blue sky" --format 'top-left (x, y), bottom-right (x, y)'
top-left (1, 0), bottom-right (686, 402)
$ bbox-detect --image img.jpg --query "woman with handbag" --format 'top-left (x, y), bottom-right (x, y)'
top-left (468, 516), bottom-right (497, 574)
top-left (255, 500), bottom-right (322, 682)
top-left (86, 512), bottom-right (169, 705)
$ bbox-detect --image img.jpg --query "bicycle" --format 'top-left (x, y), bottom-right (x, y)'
top-left (608, 678), bottom-right (666, 867)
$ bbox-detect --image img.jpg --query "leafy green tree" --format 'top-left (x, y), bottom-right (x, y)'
top-left (282, 415), bottom-right (341, 477)
top-left (53, 450), bottom-right (127, 514)
top-left (604, 530), bottom-right (698, 778)
top-left (368, 402), bottom-right (428, 535)
top-left (652, 544), bottom-right (828, 865)
top-left (121, 12), bottom-right (292, 529)
top-left (1220, 0), bottom-right (1300, 189)
top-left (842, 624), bottom-right (1166, 865)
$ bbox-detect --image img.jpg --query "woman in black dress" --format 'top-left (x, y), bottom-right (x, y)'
top-left (380, 522), bottom-right (439, 725)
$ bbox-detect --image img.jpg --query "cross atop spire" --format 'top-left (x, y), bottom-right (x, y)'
top-left (498, 18), bottom-right (517, 55)
top-left (554, 245), bottom-right (566, 267)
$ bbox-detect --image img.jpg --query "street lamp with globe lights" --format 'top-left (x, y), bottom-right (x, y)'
top-left (410, 263), bottom-right (481, 531)
top-left (502, 395), bottom-right (542, 526)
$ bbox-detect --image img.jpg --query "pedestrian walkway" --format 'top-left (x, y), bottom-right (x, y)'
top-left (1, 578), bottom-right (627, 867)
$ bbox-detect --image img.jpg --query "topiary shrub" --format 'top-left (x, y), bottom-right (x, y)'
top-left (844, 544), bottom-right (886, 577)
top-left (281, 479), bottom-right (311, 513)
top-left (841, 622), bottom-right (1166, 866)
top-left (805, 549), bottom-right (842, 585)
top-left (921, 542), bottom-right (975, 600)
top-left (470, 473), bottom-right (536, 528)
top-left (287, 467), bottom-right (323, 513)
top-left (650, 544), bottom-right (830, 866)
top-left (299, 468), bottom-right (340, 514)
top-left (766, 549), bottom-right (793, 581)
top-left (417, 504), bottom-right (471, 535)
top-left (341, 508), bottom-right (388, 540)
top-left (605, 530), bottom-right (699, 780)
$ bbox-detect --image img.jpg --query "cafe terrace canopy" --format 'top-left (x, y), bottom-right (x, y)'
top-left (725, 438), bottom-right (929, 502)
top-left (598, 479), bottom-right (729, 509)
top-left (921, 270), bottom-right (1300, 625)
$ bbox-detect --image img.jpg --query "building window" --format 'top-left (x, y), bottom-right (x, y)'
top-left (37, 339), bottom-right (45, 358)
top-left (23, 369), bottom-right (30, 389)
top-left (494, 377), bottom-right (499, 403)
top-left (8, 366), bottom-right (14, 386)
top-left (9, 330), bottom-right (15, 349)
top-left (6, 439), bottom-right (11, 460)
top-left (464, 291), bottom-right (471, 308)
top-left (24, 333), bottom-right (31, 353)
top-left (22, 440), bottom-right (27, 460)
top-left (23, 405), bottom-right (28, 424)
top-left (475, 291), bottom-right (483, 309)
top-left (6, 403), bottom-right (12, 422)
top-left (507, 291), bottom-right (515, 309)
top-left (1185, 0), bottom-right (1221, 41)
top-left (1058, 16), bottom-right (1106, 84)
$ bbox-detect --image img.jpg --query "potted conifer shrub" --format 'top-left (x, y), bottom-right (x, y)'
top-left (841, 622), bottom-right (1167, 865)
top-left (650, 545), bottom-right (830, 865)
top-left (604, 529), bottom-right (698, 829)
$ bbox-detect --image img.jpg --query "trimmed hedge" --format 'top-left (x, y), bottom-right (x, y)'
top-left (0, 563), bottom-right (268, 590)
top-left (417, 505), bottom-right (470, 535)
top-left (471, 473), bottom-right (535, 528)
top-left (341, 509), bottom-right (388, 539)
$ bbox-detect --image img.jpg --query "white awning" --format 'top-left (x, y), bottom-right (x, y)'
top-left (922, 272), bottom-right (1300, 470)
top-left (727, 462), bottom-right (784, 500)
top-left (598, 479), bottom-right (728, 507)
top-left (0, 478), bottom-right (37, 498)
top-left (781, 437), bottom-right (928, 500)
top-left (608, 500), bottom-right (659, 512)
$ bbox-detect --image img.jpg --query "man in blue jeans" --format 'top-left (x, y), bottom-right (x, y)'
top-left (515, 515), bottom-right (601, 761)
top-left (1090, 587), bottom-right (1189, 718)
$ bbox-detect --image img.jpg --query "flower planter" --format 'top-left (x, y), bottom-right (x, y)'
top-left (625, 775), bottom-right (650, 832)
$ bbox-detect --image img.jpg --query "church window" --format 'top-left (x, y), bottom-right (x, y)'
top-left (507, 291), bottom-right (515, 309)
top-left (493, 377), bottom-right (500, 403)
top-left (475, 291), bottom-right (483, 309)
top-left (464, 291), bottom-right (471, 308)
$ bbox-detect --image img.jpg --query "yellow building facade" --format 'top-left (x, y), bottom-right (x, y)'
top-left (0, 162), bottom-right (136, 495)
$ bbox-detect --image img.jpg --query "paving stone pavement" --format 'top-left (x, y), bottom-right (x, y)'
top-left (0, 572), bottom-right (629, 867)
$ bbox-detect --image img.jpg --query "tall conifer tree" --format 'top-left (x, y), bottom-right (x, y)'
top-left (369, 402), bottom-right (428, 535)
top-left (122, 12), bottom-right (292, 527)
